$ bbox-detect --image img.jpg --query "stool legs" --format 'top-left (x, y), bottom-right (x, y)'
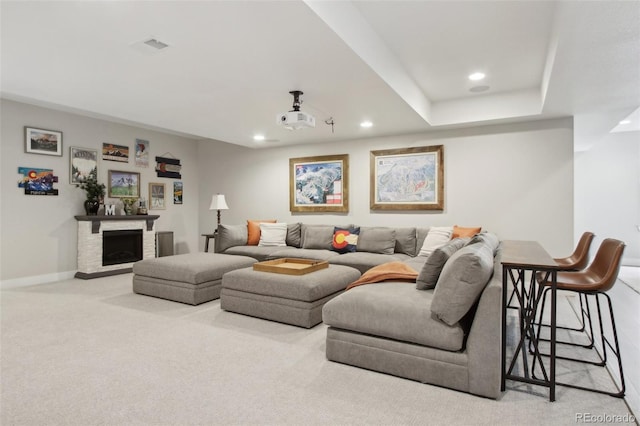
top-left (534, 290), bottom-right (625, 397)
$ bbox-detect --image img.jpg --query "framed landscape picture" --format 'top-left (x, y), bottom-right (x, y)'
top-left (102, 143), bottom-right (129, 162)
top-left (289, 154), bottom-right (349, 213)
top-left (70, 146), bottom-right (98, 185)
top-left (24, 127), bottom-right (63, 156)
top-left (108, 170), bottom-right (140, 198)
top-left (149, 182), bottom-right (166, 210)
top-left (370, 145), bottom-right (444, 210)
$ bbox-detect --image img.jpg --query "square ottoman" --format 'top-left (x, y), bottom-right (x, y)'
top-left (220, 264), bottom-right (361, 328)
top-left (132, 253), bottom-right (256, 305)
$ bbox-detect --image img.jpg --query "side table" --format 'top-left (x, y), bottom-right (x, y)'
top-left (202, 233), bottom-right (216, 252)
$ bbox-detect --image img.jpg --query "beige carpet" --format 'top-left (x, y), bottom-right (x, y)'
top-left (1, 274), bottom-right (636, 425)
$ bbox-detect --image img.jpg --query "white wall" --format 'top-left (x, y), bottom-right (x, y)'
top-left (575, 131), bottom-right (640, 265)
top-left (0, 100), bottom-right (200, 282)
top-left (198, 118), bottom-right (575, 257)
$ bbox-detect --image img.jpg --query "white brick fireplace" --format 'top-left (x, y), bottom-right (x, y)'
top-left (75, 215), bottom-right (159, 279)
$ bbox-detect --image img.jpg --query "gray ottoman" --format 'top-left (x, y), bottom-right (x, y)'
top-left (220, 265), bottom-right (361, 328)
top-left (132, 253), bottom-right (256, 305)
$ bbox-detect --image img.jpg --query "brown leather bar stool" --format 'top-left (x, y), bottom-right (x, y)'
top-left (535, 238), bottom-right (626, 397)
top-left (534, 232), bottom-right (596, 342)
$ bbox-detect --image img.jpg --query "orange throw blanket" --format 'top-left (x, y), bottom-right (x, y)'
top-left (346, 262), bottom-right (418, 290)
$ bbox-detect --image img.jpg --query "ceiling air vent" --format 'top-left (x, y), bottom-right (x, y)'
top-left (130, 37), bottom-right (171, 54)
top-left (143, 38), bottom-right (169, 50)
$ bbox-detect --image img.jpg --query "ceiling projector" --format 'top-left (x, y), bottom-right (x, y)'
top-left (277, 111), bottom-right (316, 129)
top-left (277, 90), bottom-right (315, 130)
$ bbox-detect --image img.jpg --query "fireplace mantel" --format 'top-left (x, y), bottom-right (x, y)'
top-left (75, 215), bottom-right (160, 279)
top-left (75, 215), bottom-right (160, 233)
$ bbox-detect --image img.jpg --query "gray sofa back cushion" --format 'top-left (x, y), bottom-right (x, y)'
top-left (357, 227), bottom-right (396, 255)
top-left (216, 224), bottom-right (248, 253)
top-left (393, 227), bottom-right (417, 256)
top-left (467, 232), bottom-right (500, 254)
top-left (416, 238), bottom-right (469, 290)
top-left (416, 227), bottom-right (430, 253)
top-left (430, 241), bottom-right (495, 326)
top-left (301, 225), bottom-right (335, 250)
top-left (286, 222), bottom-right (302, 248)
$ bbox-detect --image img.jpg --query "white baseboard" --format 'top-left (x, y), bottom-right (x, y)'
top-left (0, 271), bottom-right (76, 289)
top-left (622, 257), bottom-right (640, 267)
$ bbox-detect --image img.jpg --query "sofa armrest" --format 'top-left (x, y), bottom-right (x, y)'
top-left (465, 262), bottom-right (503, 399)
top-left (214, 224), bottom-right (248, 253)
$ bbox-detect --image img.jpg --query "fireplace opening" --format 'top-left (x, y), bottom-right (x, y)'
top-left (103, 229), bottom-right (143, 266)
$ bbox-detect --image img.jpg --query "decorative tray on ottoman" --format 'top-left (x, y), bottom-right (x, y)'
top-left (252, 258), bottom-right (329, 275)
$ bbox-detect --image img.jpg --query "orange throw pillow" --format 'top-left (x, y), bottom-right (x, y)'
top-left (247, 219), bottom-right (276, 245)
top-left (452, 225), bottom-right (482, 239)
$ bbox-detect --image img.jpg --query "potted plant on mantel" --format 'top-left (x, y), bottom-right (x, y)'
top-left (78, 169), bottom-right (106, 215)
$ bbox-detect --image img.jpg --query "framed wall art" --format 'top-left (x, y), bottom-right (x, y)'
top-left (18, 166), bottom-right (59, 195)
top-left (102, 143), bottom-right (129, 162)
top-left (289, 154), bottom-right (349, 213)
top-left (24, 127), bottom-right (63, 156)
top-left (108, 170), bottom-right (140, 198)
top-left (135, 138), bottom-right (149, 167)
top-left (173, 181), bottom-right (183, 204)
top-left (370, 145), bottom-right (444, 210)
top-left (149, 182), bottom-right (166, 210)
top-left (70, 146), bottom-right (98, 185)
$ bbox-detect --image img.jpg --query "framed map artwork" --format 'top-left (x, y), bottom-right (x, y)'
top-left (289, 154), bottom-right (349, 213)
top-left (370, 145), bottom-right (444, 210)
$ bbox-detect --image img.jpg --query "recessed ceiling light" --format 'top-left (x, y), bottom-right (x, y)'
top-left (360, 121), bottom-right (373, 128)
top-left (469, 85), bottom-right (490, 93)
top-left (253, 134), bottom-right (265, 141)
top-left (619, 120), bottom-right (631, 125)
top-left (468, 72), bottom-right (486, 81)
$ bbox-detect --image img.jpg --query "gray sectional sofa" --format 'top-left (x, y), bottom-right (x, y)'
top-left (215, 222), bottom-right (503, 399)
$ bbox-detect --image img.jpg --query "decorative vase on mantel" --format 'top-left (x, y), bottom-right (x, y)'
top-left (84, 199), bottom-right (100, 216)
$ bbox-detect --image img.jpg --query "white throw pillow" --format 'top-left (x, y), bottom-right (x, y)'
top-left (258, 222), bottom-right (288, 247)
top-left (419, 226), bottom-right (453, 257)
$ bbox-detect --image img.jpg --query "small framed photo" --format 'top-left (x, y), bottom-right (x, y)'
top-left (108, 170), bottom-right (140, 198)
top-left (25, 127), bottom-right (63, 156)
top-left (149, 182), bottom-right (166, 210)
top-left (173, 181), bottom-right (183, 204)
top-left (70, 147), bottom-right (98, 185)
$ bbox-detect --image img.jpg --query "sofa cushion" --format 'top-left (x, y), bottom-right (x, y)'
top-left (394, 227), bottom-right (417, 256)
top-left (416, 238), bottom-right (469, 290)
top-left (223, 245), bottom-right (288, 262)
top-left (216, 224), bottom-right (248, 253)
top-left (331, 227), bottom-right (360, 253)
top-left (301, 225), bottom-right (335, 250)
top-left (418, 226), bottom-right (452, 257)
top-left (322, 282), bottom-right (465, 351)
top-left (467, 232), bottom-right (500, 254)
top-left (258, 222), bottom-right (287, 247)
top-left (247, 219), bottom-right (276, 245)
top-left (132, 253), bottom-right (256, 284)
top-left (286, 222), bottom-right (302, 248)
top-left (357, 227), bottom-right (396, 254)
top-left (266, 247), bottom-right (340, 261)
top-left (430, 241), bottom-right (495, 326)
top-left (329, 252), bottom-right (406, 274)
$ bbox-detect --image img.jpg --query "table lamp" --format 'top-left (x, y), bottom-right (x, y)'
top-left (209, 194), bottom-right (229, 232)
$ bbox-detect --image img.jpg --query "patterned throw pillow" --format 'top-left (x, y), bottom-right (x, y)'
top-left (331, 227), bottom-right (360, 253)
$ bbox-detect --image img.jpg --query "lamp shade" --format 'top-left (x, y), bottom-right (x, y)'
top-left (209, 194), bottom-right (229, 210)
